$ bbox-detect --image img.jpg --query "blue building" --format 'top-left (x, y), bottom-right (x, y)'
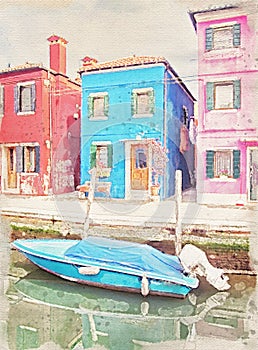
top-left (79, 56), bottom-right (195, 200)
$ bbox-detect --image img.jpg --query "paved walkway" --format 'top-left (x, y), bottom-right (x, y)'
top-left (1, 191), bottom-right (257, 234)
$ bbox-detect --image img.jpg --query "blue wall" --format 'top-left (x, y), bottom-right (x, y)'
top-left (165, 70), bottom-right (194, 197)
top-left (81, 66), bottom-right (165, 198)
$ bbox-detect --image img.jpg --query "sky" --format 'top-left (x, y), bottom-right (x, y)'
top-left (0, 0), bottom-right (246, 98)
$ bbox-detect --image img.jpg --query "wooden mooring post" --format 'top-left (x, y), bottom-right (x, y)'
top-left (82, 167), bottom-right (97, 239)
top-left (175, 170), bottom-right (182, 255)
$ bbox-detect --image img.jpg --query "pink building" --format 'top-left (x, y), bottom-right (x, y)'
top-left (190, 3), bottom-right (258, 205)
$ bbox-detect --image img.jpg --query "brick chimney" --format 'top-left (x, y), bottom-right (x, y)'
top-left (47, 35), bottom-right (68, 75)
top-left (82, 56), bottom-right (98, 67)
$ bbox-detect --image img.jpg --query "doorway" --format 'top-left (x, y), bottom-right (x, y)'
top-left (249, 148), bottom-right (258, 201)
top-left (7, 147), bottom-right (17, 189)
top-left (130, 144), bottom-right (149, 191)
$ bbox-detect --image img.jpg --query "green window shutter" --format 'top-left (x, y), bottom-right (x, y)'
top-left (206, 150), bottom-right (215, 178)
top-left (233, 23), bottom-right (241, 47)
top-left (206, 82), bottom-right (214, 111)
top-left (90, 144), bottom-right (97, 168)
top-left (131, 91), bottom-right (137, 115)
top-left (0, 85), bottom-right (4, 115)
top-left (233, 150), bottom-right (241, 178)
top-left (107, 144), bottom-right (113, 168)
top-left (233, 80), bottom-right (241, 109)
top-left (104, 94), bottom-right (109, 117)
top-left (205, 27), bottom-right (213, 50)
top-left (35, 146), bottom-right (40, 173)
top-left (16, 146), bottom-right (24, 173)
top-left (148, 89), bottom-right (155, 114)
top-left (88, 96), bottom-right (94, 119)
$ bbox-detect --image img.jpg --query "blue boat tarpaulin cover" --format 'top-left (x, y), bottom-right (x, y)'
top-left (65, 236), bottom-right (187, 280)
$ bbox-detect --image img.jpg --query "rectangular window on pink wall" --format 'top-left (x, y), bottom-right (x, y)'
top-left (205, 23), bottom-right (241, 51)
top-left (206, 150), bottom-right (240, 179)
top-left (206, 80), bottom-right (241, 110)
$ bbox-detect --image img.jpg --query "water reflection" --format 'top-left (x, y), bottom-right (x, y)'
top-left (4, 249), bottom-right (257, 350)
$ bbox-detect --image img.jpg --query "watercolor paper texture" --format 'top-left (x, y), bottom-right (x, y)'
top-left (0, 1), bottom-right (257, 349)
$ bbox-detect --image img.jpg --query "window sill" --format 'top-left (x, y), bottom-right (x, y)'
top-left (21, 172), bottom-right (39, 175)
top-left (89, 116), bottom-right (108, 121)
top-left (132, 113), bottom-right (153, 118)
top-left (204, 47), bottom-right (243, 60)
top-left (209, 177), bottom-right (236, 182)
top-left (207, 108), bottom-right (238, 113)
top-left (17, 111), bottom-right (35, 116)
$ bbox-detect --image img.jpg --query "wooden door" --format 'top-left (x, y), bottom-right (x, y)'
top-left (7, 147), bottom-right (17, 188)
top-left (131, 144), bottom-right (149, 190)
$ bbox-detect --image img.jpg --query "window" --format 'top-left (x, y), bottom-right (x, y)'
top-left (0, 84), bottom-right (4, 116)
top-left (206, 23), bottom-right (241, 51)
top-left (16, 145), bottom-right (40, 173)
top-left (136, 149), bottom-right (147, 168)
top-left (88, 92), bottom-right (109, 120)
top-left (206, 80), bottom-right (241, 110)
top-left (132, 88), bottom-right (155, 117)
top-left (90, 142), bottom-right (113, 177)
top-left (182, 106), bottom-right (189, 126)
top-left (206, 149), bottom-right (240, 179)
top-left (16, 325), bottom-right (39, 350)
top-left (15, 82), bottom-right (36, 114)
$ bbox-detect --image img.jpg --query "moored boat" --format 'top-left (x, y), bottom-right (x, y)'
top-left (12, 236), bottom-right (199, 298)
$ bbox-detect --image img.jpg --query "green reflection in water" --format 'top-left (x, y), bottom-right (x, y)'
top-left (5, 250), bottom-right (257, 350)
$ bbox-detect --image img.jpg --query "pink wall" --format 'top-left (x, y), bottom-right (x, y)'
top-left (196, 12), bottom-right (258, 200)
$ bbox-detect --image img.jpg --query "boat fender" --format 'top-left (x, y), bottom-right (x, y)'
top-left (141, 301), bottom-right (150, 316)
top-left (141, 274), bottom-right (149, 297)
top-left (78, 266), bottom-right (100, 275)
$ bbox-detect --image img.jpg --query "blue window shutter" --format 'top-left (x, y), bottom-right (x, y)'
top-left (206, 150), bottom-right (214, 178)
top-left (131, 91), bottom-right (137, 115)
top-left (14, 85), bottom-right (19, 113)
top-left (88, 96), bottom-right (94, 119)
top-left (233, 23), bottom-right (241, 47)
top-left (233, 80), bottom-right (241, 109)
top-left (16, 146), bottom-right (24, 173)
top-left (205, 27), bottom-right (213, 50)
top-left (31, 83), bottom-right (36, 111)
top-left (233, 150), bottom-right (241, 178)
top-left (90, 144), bottom-right (97, 168)
top-left (104, 94), bottom-right (109, 117)
top-left (107, 144), bottom-right (113, 168)
top-left (206, 82), bottom-right (214, 111)
top-left (0, 85), bottom-right (4, 115)
top-left (35, 146), bottom-right (40, 173)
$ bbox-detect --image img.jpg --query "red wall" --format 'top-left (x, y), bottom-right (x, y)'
top-left (0, 67), bottom-right (81, 195)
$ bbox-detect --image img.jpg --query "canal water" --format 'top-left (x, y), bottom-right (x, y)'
top-left (1, 245), bottom-right (257, 350)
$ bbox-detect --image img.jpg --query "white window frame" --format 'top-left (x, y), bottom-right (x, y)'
top-left (214, 150), bottom-right (233, 178)
top-left (16, 81), bottom-right (36, 115)
top-left (132, 87), bottom-right (154, 118)
top-left (214, 82), bottom-right (234, 110)
top-left (88, 92), bottom-right (108, 120)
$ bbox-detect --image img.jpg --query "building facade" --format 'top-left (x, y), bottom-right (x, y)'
top-left (79, 56), bottom-right (195, 200)
top-left (190, 2), bottom-right (258, 205)
top-left (0, 35), bottom-right (81, 195)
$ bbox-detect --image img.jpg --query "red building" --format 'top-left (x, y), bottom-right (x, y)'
top-left (0, 35), bottom-right (81, 195)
